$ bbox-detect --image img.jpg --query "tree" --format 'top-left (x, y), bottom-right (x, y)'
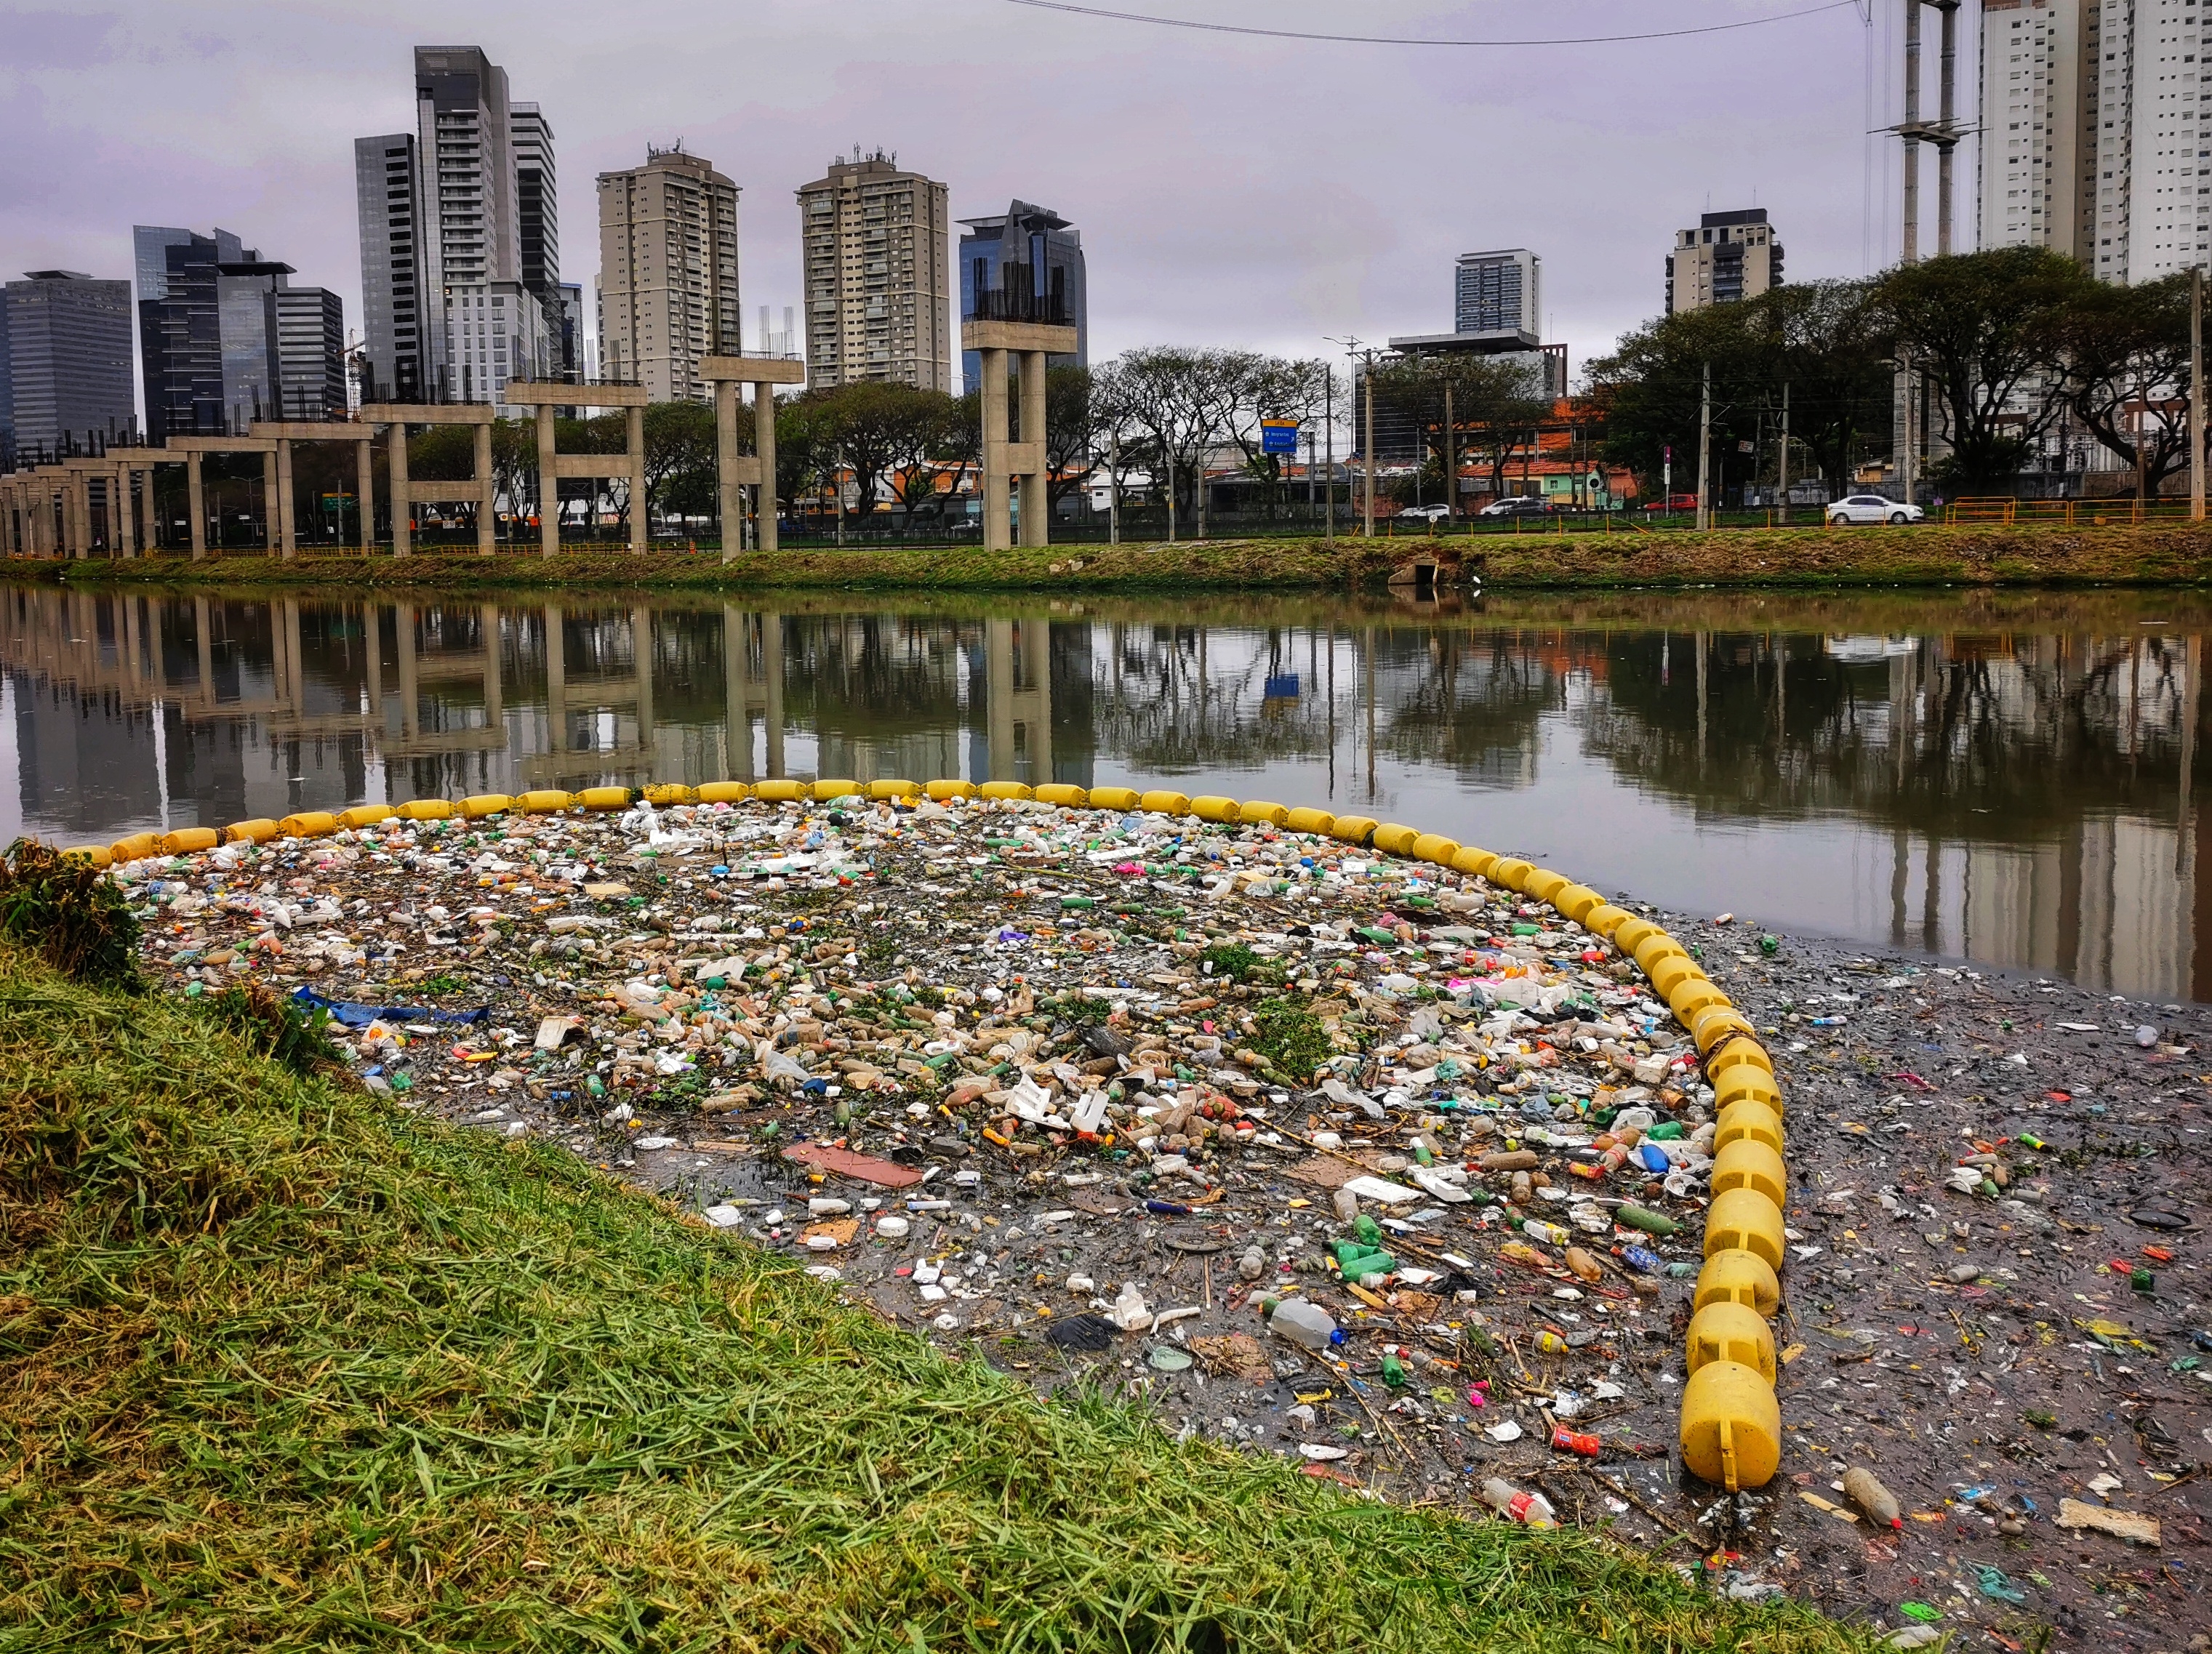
top-left (2055, 273), bottom-right (2192, 495)
top-left (1042, 364), bottom-right (1095, 514)
top-left (1875, 246), bottom-right (2096, 494)
top-left (641, 401), bottom-right (717, 532)
top-left (1371, 353), bottom-right (1552, 507)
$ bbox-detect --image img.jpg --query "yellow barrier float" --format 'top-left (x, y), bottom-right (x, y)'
top-left (54, 768), bottom-right (1792, 1495)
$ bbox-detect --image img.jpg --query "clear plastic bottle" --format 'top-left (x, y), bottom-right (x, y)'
top-left (1480, 1478), bottom-right (1558, 1527)
top-left (1267, 1297), bottom-right (1341, 1351)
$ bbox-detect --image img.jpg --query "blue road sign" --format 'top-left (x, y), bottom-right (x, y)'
top-left (1260, 420), bottom-right (1299, 456)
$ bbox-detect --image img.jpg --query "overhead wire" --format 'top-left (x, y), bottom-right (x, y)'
top-left (1000, 0), bottom-right (1862, 49)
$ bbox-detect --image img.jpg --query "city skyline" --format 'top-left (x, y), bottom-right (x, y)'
top-left (1, 1), bottom-right (2002, 406)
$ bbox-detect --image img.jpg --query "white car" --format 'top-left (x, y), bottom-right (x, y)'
top-left (1827, 494), bottom-right (1924, 526)
top-left (1398, 504), bottom-right (1451, 523)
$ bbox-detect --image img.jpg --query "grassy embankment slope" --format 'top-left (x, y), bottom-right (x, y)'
top-left (27, 520), bottom-right (2212, 593)
top-left (0, 941), bottom-right (1880, 1652)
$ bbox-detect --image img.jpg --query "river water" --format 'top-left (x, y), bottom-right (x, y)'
top-left (5, 579), bottom-right (2208, 1001)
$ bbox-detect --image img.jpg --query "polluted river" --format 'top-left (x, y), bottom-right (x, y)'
top-left (7, 577), bottom-right (2211, 1647)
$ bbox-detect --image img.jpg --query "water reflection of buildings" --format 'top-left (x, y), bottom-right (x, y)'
top-left (4, 585), bottom-right (2208, 1000)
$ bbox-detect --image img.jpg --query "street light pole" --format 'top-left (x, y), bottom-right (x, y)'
top-left (1696, 361), bottom-right (1713, 533)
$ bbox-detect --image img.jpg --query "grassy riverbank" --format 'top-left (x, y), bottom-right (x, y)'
top-left (22, 518), bottom-right (2212, 594)
top-left (0, 940), bottom-right (1880, 1653)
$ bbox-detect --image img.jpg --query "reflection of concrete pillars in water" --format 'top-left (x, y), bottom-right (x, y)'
top-left (364, 603), bottom-right (383, 723)
top-left (281, 599), bottom-right (306, 715)
top-left (396, 603), bottom-right (419, 742)
top-left (983, 618), bottom-right (1051, 784)
top-left (722, 606), bottom-right (750, 780)
top-left (480, 605), bottom-right (502, 731)
top-left (121, 596), bottom-right (143, 695)
top-left (544, 606), bottom-right (566, 752)
top-left (194, 597), bottom-right (214, 703)
top-left (1695, 631), bottom-right (1708, 775)
top-left (632, 607), bottom-right (654, 763)
top-left (764, 611), bottom-right (785, 779)
top-left (1364, 626), bottom-right (1377, 802)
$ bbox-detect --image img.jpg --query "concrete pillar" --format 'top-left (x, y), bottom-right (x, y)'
top-left (261, 449), bottom-right (278, 554)
top-left (474, 419), bottom-right (496, 555)
top-left (275, 440), bottom-right (297, 558)
top-left (981, 347), bottom-right (1011, 550)
top-left (0, 483), bottom-right (15, 557)
top-left (186, 454), bottom-right (207, 559)
top-left (388, 423), bottom-right (412, 558)
top-left (762, 609), bottom-right (785, 778)
top-left (356, 439), bottom-right (376, 551)
top-left (627, 405), bottom-right (648, 554)
top-left (480, 603), bottom-right (502, 729)
top-left (1019, 349), bottom-right (1048, 547)
top-left (535, 405), bottom-right (560, 556)
top-left (65, 474), bottom-right (84, 558)
top-left (116, 466), bottom-right (136, 558)
top-left (544, 604), bottom-right (566, 752)
top-left (755, 382), bottom-right (780, 555)
top-left (722, 604), bottom-right (752, 779)
top-left (715, 380), bottom-right (742, 559)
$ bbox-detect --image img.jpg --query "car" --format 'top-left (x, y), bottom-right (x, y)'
top-left (1827, 494), bottom-right (1924, 526)
top-left (1477, 496), bottom-right (1551, 518)
top-left (1641, 493), bottom-right (1699, 512)
top-left (1398, 503), bottom-right (1451, 523)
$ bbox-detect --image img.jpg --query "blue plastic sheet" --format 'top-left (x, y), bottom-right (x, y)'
top-left (290, 986), bottom-right (490, 1027)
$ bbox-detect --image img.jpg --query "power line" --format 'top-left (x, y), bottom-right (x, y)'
top-left (1000, 0), bottom-right (1860, 49)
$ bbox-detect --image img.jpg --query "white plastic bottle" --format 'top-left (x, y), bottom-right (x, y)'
top-left (1266, 1298), bottom-right (1339, 1351)
top-left (1480, 1478), bottom-right (1558, 1528)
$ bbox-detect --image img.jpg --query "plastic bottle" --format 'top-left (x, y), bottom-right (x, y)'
top-left (1564, 1245), bottom-right (1603, 1282)
top-left (1550, 1426), bottom-right (1602, 1457)
top-left (1843, 1466), bottom-right (1903, 1529)
top-left (1268, 1298), bottom-right (1342, 1351)
top-left (1520, 1219), bottom-right (1571, 1248)
top-left (1480, 1478), bottom-right (1558, 1527)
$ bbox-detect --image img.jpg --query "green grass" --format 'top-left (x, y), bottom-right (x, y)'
top-left (30, 518), bottom-right (2212, 595)
top-left (0, 942), bottom-right (1880, 1651)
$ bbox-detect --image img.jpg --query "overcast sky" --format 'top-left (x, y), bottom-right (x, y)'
top-left (0, 1), bottom-right (1949, 384)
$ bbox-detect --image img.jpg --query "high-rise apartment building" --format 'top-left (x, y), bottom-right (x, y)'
top-left (596, 145), bottom-right (742, 401)
top-left (1979, 0), bottom-right (2098, 259)
top-left (958, 201), bottom-right (1086, 393)
top-left (1665, 209), bottom-right (1784, 313)
top-left (796, 148), bottom-right (952, 392)
top-left (133, 228), bottom-right (344, 436)
top-left (1980, 0), bottom-right (2212, 283)
top-left (353, 46), bottom-right (559, 409)
top-left (0, 270), bottom-right (135, 464)
top-left (1454, 249), bottom-right (1541, 336)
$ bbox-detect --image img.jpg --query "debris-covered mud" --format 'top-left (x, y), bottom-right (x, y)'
top-left (116, 793), bottom-right (2209, 1649)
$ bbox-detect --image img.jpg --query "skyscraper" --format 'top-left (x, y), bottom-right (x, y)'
top-left (1665, 209), bottom-right (1784, 314)
top-left (132, 228), bottom-right (342, 436)
top-left (796, 148), bottom-right (952, 392)
top-left (353, 46), bottom-right (558, 407)
top-left (1979, 0), bottom-right (2212, 284)
top-left (0, 270), bottom-right (135, 463)
top-left (1454, 249), bottom-right (1540, 337)
top-left (1977, 0), bottom-right (2097, 261)
top-left (596, 145), bottom-right (742, 401)
top-left (958, 200), bottom-right (1086, 393)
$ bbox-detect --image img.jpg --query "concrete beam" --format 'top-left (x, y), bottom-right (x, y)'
top-left (549, 454), bottom-right (630, 481)
top-left (165, 434), bottom-right (278, 454)
top-left (253, 421), bottom-right (375, 441)
top-left (700, 355), bottom-right (806, 386)
top-left (360, 403), bottom-right (497, 427)
top-left (405, 478), bottom-right (496, 503)
top-left (961, 321), bottom-right (1079, 356)
top-left (502, 380), bottom-right (650, 407)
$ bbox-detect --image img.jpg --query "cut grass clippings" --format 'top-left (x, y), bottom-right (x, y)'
top-left (0, 942), bottom-right (1880, 1651)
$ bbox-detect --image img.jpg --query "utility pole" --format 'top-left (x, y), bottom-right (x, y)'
top-left (1443, 380), bottom-right (1456, 526)
top-left (1779, 380), bottom-right (1792, 526)
top-left (1324, 364), bottom-right (1336, 544)
top-left (1362, 356), bottom-right (1377, 538)
top-left (1696, 361), bottom-right (1713, 532)
top-left (1110, 430), bottom-right (1122, 545)
top-left (2194, 268), bottom-right (2205, 524)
